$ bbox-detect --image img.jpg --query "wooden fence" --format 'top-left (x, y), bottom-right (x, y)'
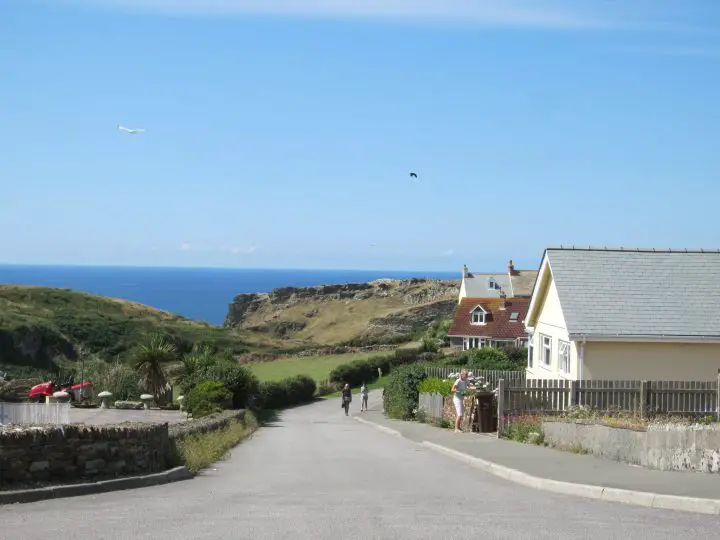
top-left (497, 378), bottom-right (720, 434)
top-left (425, 367), bottom-right (525, 389)
top-left (418, 393), bottom-right (444, 420)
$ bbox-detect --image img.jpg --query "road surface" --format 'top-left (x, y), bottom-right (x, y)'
top-left (1, 392), bottom-right (718, 539)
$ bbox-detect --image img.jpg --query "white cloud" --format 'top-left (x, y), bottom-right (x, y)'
top-left (221, 245), bottom-right (257, 255)
top-left (60, 0), bottom-right (621, 29)
top-left (442, 249), bottom-right (454, 257)
top-left (178, 242), bottom-right (193, 252)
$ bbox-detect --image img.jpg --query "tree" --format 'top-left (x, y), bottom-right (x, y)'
top-left (134, 334), bottom-right (175, 405)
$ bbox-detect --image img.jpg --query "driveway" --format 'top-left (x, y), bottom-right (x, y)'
top-left (1, 392), bottom-right (718, 539)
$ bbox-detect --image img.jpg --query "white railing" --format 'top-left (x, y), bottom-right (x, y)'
top-left (0, 402), bottom-right (71, 425)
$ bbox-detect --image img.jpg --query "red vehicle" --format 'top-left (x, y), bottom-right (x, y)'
top-left (28, 380), bottom-right (94, 403)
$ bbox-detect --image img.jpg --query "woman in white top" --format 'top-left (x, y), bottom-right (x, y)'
top-left (451, 369), bottom-right (470, 433)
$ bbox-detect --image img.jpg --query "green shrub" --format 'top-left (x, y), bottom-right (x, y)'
top-left (394, 345), bottom-right (422, 365)
top-left (181, 362), bottom-right (259, 410)
top-left (329, 359), bottom-right (377, 387)
top-left (383, 364), bottom-right (427, 420)
top-left (316, 379), bottom-right (339, 397)
top-left (417, 377), bottom-right (453, 396)
top-left (184, 381), bottom-right (232, 418)
top-left (464, 347), bottom-right (520, 371)
top-left (372, 354), bottom-right (392, 376)
top-left (259, 374), bottom-right (317, 409)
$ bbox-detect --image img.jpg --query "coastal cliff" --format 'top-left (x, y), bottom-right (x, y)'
top-left (224, 278), bottom-right (460, 346)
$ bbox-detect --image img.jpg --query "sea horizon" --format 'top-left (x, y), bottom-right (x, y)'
top-left (0, 264), bottom-right (460, 326)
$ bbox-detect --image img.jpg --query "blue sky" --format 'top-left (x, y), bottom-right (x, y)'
top-left (2, 1), bottom-right (720, 272)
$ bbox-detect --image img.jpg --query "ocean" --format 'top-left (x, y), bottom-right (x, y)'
top-left (0, 265), bottom-right (458, 326)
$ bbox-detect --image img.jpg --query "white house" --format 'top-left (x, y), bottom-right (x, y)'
top-left (459, 260), bottom-right (537, 304)
top-left (525, 247), bottom-right (720, 381)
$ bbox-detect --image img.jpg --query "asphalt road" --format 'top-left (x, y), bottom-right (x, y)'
top-left (1, 392), bottom-right (718, 540)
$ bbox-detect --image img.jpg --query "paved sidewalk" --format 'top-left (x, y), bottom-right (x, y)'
top-left (356, 409), bottom-right (720, 503)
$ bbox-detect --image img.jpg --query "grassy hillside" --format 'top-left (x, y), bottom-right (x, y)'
top-left (0, 285), bottom-right (250, 376)
top-left (227, 279), bottom-right (460, 348)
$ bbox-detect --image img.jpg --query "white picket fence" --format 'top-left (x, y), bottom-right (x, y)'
top-left (0, 402), bottom-right (71, 425)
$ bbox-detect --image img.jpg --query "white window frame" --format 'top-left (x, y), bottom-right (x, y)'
top-left (463, 337), bottom-right (488, 350)
top-left (470, 306), bottom-right (486, 325)
top-left (540, 334), bottom-right (552, 368)
top-left (558, 340), bottom-right (571, 374)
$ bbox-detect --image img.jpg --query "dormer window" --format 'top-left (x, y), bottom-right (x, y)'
top-left (488, 278), bottom-right (499, 290)
top-left (470, 305), bottom-right (487, 325)
top-left (509, 312), bottom-right (519, 322)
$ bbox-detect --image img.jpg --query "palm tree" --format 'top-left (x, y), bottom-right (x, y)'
top-left (134, 334), bottom-right (176, 405)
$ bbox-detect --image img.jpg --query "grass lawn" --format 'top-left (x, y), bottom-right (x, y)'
top-left (245, 352), bottom-right (379, 383)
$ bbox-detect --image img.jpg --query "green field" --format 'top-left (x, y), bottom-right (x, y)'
top-left (245, 352), bottom-right (378, 382)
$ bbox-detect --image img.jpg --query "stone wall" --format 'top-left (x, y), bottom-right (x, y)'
top-left (543, 420), bottom-right (720, 474)
top-left (442, 395), bottom-right (474, 431)
top-left (0, 423), bottom-right (168, 488)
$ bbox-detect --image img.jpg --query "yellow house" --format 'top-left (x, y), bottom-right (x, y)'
top-left (524, 247), bottom-right (720, 381)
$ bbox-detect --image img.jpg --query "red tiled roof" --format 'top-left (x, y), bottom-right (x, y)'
top-left (447, 297), bottom-right (530, 339)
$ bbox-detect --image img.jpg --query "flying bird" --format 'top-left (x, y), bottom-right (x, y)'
top-left (118, 124), bottom-right (146, 135)
top-left (409, 172), bottom-right (418, 178)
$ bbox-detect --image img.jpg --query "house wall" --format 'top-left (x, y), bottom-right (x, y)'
top-left (526, 274), bottom-right (579, 380)
top-left (458, 279), bottom-right (468, 302)
top-left (584, 342), bottom-right (720, 381)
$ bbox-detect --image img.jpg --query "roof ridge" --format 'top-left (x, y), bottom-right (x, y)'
top-left (548, 246), bottom-right (720, 254)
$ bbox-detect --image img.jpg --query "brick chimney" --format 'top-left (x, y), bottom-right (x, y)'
top-left (508, 259), bottom-right (518, 276)
top-left (499, 290), bottom-right (507, 310)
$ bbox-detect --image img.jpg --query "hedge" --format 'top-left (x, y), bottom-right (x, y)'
top-left (383, 364), bottom-right (428, 420)
top-left (259, 374), bottom-right (317, 410)
top-left (329, 359), bottom-right (379, 387)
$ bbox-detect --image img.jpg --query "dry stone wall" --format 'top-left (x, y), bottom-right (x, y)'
top-left (0, 424), bottom-right (168, 488)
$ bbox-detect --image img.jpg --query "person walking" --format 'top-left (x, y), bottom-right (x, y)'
top-left (360, 383), bottom-right (369, 412)
top-left (341, 383), bottom-right (352, 416)
top-left (451, 369), bottom-right (470, 433)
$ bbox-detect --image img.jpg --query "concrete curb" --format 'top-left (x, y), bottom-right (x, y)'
top-left (0, 466), bottom-right (194, 506)
top-left (353, 416), bottom-right (403, 438)
top-left (356, 416), bottom-right (720, 515)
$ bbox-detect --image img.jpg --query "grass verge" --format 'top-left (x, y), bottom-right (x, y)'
top-left (173, 412), bottom-right (259, 473)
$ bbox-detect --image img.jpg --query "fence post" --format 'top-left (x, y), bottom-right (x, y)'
top-left (569, 380), bottom-right (577, 407)
top-left (497, 379), bottom-right (506, 439)
top-left (639, 380), bottom-right (647, 419)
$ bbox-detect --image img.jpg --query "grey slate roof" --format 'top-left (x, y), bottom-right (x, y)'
top-left (510, 270), bottom-right (538, 297)
top-left (547, 248), bottom-right (720, 338)
top-left (463, 273), bottom-right (511, 298)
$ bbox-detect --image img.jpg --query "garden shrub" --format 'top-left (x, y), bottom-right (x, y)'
top-left (181, 362), bottom-right (259, 409)
top-left (184, 380), bottom-right (232, 418)
top-left (329, 359), bottom-right (378, 387)
top-left (259, 375), bottom-right (317, 409)
top-left (372, 354), bottom-right (392, 376)
top-left (315, 379), bottom-right (340, 397)
top-left (417, 377), bottom-right (453, 396)
top-left (464, 347), bottom-right (526, 371)
top-left (383, 364), bottom-right (427, 420)
top-left (394, 345), bottom-right (422, 365)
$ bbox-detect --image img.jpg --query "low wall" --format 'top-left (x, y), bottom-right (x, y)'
top-left (0, 423), bottom-right (168, 488)
top-left (442, 395), bottom-right (474, 431)
top-left (543, 420), bottom-right (720, 473)
top-left (0, 409), bottom-right (249, 490)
